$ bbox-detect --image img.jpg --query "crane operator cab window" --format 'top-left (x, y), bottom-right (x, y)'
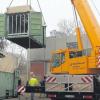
top-left (52, 53), bottom-right (65, 67)
top-left (69, 51), bottom-right (82, 58)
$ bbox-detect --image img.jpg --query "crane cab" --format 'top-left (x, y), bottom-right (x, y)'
top-left (50, 48), bottom-right (100, 75)
top-left (51, 49), bottom-right (87, 74)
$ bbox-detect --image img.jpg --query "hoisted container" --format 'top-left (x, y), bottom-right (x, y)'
top-left (0, 6), bottom-right (46, 48)
top-left (0, 14), bottom-right (5, 37)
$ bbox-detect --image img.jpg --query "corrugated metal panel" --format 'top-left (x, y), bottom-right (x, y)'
top-left (0, 14), bottom-right (5, 37)
top-left (0, 72), bottom-right (14, 98)
top-left (30, 12), bottom-right (42, 36)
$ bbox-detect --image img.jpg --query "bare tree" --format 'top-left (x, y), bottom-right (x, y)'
top-left (0, 38), bottom-right (9, 51)
top-left (57, 19), bottom-right (75, 35)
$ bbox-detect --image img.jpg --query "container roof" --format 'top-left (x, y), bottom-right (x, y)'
top-left (6, 5), bottom-right (33, 14)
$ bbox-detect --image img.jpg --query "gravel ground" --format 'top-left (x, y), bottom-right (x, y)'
top-left (4, 93), bottom-right (50, 100)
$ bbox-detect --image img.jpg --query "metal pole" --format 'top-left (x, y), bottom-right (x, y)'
top-left (7, 16), bottom-right (9, 34)
top-left (28, 37), bottom-right (31, 79)
top-left (30, 0), bottom-right (31, 6)
top-left (68, 75), bottom-right (69, 92)
top-left (12, 15), bottom-right (13, 34)
top-left (16, 15), bottom-right (17, 33)
top-left (24, 14), bottom-right (25, 33)
top-left (27, 0), bottom-right (28, 5)
top-left (20, 14), bottom-right (21, 33)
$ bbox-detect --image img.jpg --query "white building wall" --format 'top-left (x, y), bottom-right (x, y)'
top-left (28, 36), bottom-right (67, 61)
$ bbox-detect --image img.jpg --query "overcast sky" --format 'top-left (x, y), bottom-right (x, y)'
top-left (0, 0), bottom-right (100, 36)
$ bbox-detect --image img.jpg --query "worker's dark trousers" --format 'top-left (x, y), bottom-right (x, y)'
top-left (31, 93), bottom-right (34, 100)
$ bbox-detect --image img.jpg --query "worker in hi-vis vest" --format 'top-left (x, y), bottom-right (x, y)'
top-left (28, 72), bottom-right (39, 100)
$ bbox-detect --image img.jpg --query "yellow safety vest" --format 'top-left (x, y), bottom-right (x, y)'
top-left (29, 77), bottom-right (39, 86)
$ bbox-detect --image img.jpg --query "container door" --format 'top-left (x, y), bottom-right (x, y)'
top-left (13, 69), bottom-right (20, 96)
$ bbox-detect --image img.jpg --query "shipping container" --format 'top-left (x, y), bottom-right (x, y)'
top-left (0, 70), bottom-right (19, 99)
top-left (0, 6), bottom-right (46, 48)
top-left (0, 53), bottom-right (20, 99)
top-left (0, 14), bottom-right (5, 37)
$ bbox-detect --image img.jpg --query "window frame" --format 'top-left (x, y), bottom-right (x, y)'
top-left (7, 13), bottom-right (29, 34)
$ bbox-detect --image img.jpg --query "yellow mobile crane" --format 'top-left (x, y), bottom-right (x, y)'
top-left (18, 1), bottom-right (100, 99)
top-left (51, 0), bottom-right (100, 75)
top-left (45, 0), bottom-right (100, 100)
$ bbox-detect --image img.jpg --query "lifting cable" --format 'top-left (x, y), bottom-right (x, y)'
top-left (72, 5), bottom-right (78, 28)
top-left (8, 0), bottom-right (14, 8)
top-left (27, 0), bottom-right (28, 5)
top-left (8, 0), bottom-right (30, 8)
top-left (72, 3), bottom-right (84, 34)
top-left (36, 0), bottom-right (46, 25)
top-left (8, 0), bottom-right (46, 80)
top-left (36, 0), bottom-right (46, 77)
top-left (29, 0), bottom-right (31, 6)
top-left (8, 0), bottom-right (30, 81)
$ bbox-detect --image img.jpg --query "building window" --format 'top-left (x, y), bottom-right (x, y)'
top-left (7, 13), bottom-right (28, 34)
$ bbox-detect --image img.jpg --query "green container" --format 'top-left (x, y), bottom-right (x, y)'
top-left (5, 11), bottom-right (46, 48)
top-left (0, 70), bottom-right (19, 98)
top-left (30, 12), bottom-right (42, 36)
top-left (0, 14), bottom-right (5, 37)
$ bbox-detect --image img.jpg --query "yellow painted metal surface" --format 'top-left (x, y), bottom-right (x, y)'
top-left (71, 0), bottom-right (100, 48)
top-left (51, 49), bottom-right (100, 74)
top-left (51, 49), bottom-right (88, 74)
top-left (68, 56), bottom-right (88, 74)
top-left (76, 27), bottom-right (83, 51)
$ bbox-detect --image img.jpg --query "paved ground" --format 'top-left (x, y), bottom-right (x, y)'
top-left (4, 93), bottom-right (50, 100)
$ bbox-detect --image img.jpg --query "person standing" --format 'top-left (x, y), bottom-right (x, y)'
top-left (40, 76), bottom-right (46, 97)
top-left (28, 72), bottom-right (39, 100)
top-left (40, 76), bottom-right (46, 92)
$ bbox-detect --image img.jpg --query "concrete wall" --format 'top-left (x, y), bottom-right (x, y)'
top-left (30, 61), bottom-right (45, 80)
top-left (28, 36), bottom-right (67, 61)
top-left (27, 36), bottom-right (67, 76)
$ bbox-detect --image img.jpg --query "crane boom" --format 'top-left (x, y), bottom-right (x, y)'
top-left (71, 0), bottom-right (100, 48)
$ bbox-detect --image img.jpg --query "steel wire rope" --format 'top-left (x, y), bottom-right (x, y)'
top-left (8, 0), bottom-right (14, 8)
top-left (36, 0), bottom-right (46, 77)
top-left (36, 0), bottom-right (46, 25)
top-left (8, 0), bottom-right (29, 7)
top-left (72, 5), bottom-right (78, 28)
top-left (8, 0), bottom-right (29, 81)
top-left (71, 3), bottom-right (79, 48)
